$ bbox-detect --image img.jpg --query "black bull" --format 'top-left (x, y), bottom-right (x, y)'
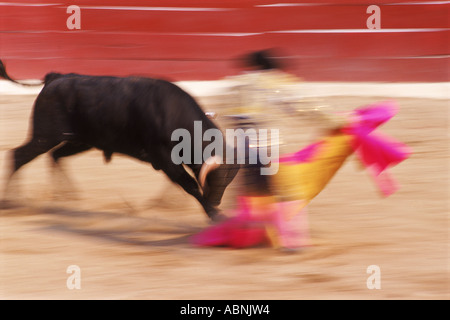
top-left (1, 67), bottom-right (239, 220)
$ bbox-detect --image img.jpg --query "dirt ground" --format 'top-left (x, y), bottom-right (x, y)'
top-left (0, 93), bottom-right (448, 300)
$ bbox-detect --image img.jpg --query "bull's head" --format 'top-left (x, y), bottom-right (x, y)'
top-left (199, 155), bottom-right (239, 210)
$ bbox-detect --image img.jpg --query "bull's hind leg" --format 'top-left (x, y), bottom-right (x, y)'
top-left (50, 142), bottom-right (93, 200)
top-left (2, 137), bottom-right (62, 206)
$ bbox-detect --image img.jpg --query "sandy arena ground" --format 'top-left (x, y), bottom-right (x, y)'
top-left (0, 93), bottom-right (448, 300)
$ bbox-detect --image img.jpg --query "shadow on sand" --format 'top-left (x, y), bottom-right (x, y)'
top-left (0, 200), bottom-right (206, 248)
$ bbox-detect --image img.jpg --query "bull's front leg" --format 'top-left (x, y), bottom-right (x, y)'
top-left (160, 162), bottom-right (221, 221)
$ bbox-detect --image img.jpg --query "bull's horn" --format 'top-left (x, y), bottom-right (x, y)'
top-left (199, 155), bottom-right (222, 189)
top-left (205, 112), bottom-right (217, 120)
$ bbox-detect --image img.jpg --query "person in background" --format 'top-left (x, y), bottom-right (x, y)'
top-left (223, 49), bottom-right (347, 250)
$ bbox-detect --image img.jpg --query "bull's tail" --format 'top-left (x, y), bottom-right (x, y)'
top-left (0, 59), bottom-right (43, 86)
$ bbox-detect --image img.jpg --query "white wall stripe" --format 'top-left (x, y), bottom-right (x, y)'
top-left (270, 28), bottom-right (449, 33)
top-left (2, 80), bottom-right (448, 99)
top-left (3, 29), bottom-right (446, 36)
top-left (0, 2), bottom-right (60, 6)
top-left (1, 1), bottom-right (449, 8)
top-left (79, 6), bottom-right (232, 12)
top-left (388, 1), bottom-right (450, 5)
top-left (255, 1), bottom-right (450, 6)
top-left (0, 3), bottom-right (232, 11)
top-left (255, 3), bottom-right (327, 7)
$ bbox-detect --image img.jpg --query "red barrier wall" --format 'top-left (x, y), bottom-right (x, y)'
top-left (0, 1), bottom-right (448, 81)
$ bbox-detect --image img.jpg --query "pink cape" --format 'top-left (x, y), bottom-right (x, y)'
top-left (342, 101), bottom-right (411, 196)
top-left (279, 141), bottom-right (323, 164)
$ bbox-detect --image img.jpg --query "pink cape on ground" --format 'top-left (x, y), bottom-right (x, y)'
top-left (191, 197), bottom-right (269, 248)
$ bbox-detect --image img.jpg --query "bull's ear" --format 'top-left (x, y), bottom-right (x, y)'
top-left (199, 156), bottom-right (222, 189)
